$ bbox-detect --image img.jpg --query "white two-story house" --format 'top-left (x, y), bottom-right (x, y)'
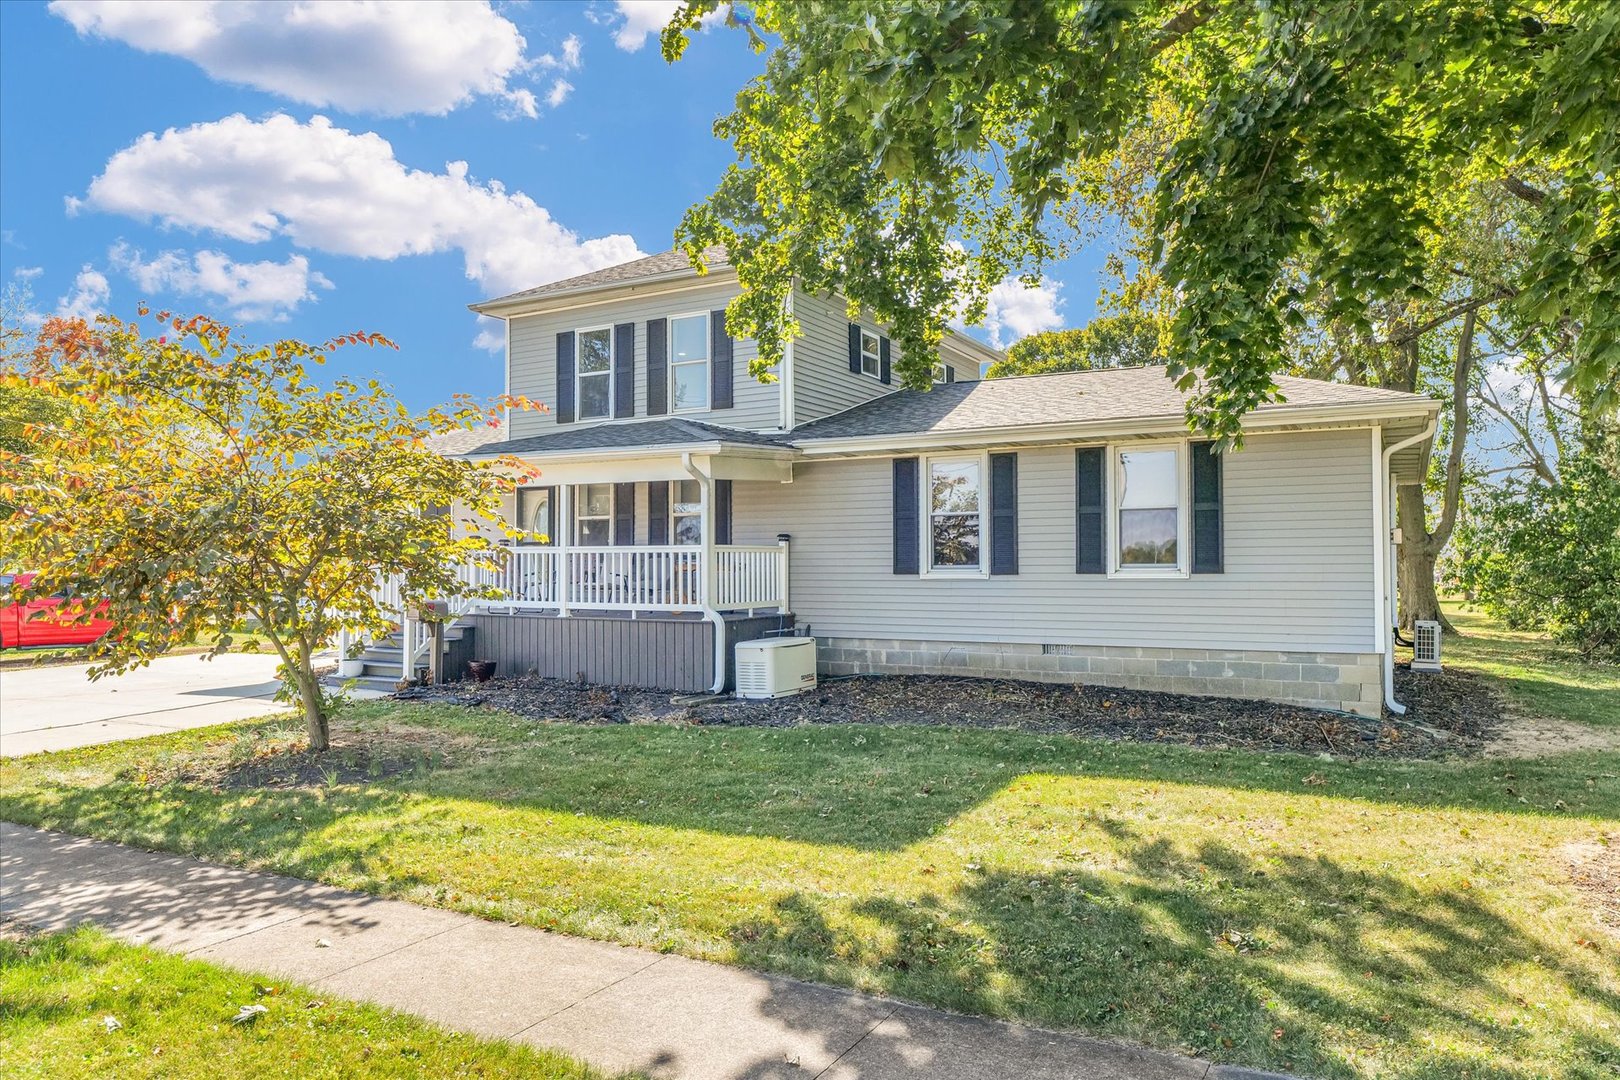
top-left (412, 246), bottom-right (1437, 717)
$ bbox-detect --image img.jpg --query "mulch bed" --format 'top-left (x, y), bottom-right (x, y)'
top-left (396, 662), bottom-right (1505, 760)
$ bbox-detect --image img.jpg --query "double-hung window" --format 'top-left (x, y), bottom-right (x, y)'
top-left (670, 313), bottom-right (710, 412)
top-left (576, 484), bottom-right (613, 546)
top-left (671, 480), bottom-right (702, 545)
top-left (860, 329), bottom-right (882, 379)
top-left (1113, 444), bottom-right (1185, 573)
top-left (576, 327), bottom-right (613, 419)
top-left (924, 455), bottom-right (985, 574)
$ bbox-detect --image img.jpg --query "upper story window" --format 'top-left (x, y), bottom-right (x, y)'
top-left (671, 479), bottom-right (702, 545)
top-left (671, 313), bottom-right (710, 412)
top-left (925, 455), bottom-right (984, 574)
top-left (860, 329), bottom-right (882, 379)
top-left (576, 483), bottom-right (613, 546)
top-left (576, 327), bottom-right (613, 419)
top-left (1114, 445), bottom-right (1184, 573)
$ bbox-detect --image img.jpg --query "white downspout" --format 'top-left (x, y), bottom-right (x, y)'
top-left (682, 452), bottom-right (728, 694)
top-left (779, 289), bottom-right (796, 432)
top-left (1379, 417), bottom-right (1439, 715)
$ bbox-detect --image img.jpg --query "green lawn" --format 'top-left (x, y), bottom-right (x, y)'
top-left (1441, 599), bottom-right (1620, 727)
top-left (0, 925), bottom-right (628, 1079)
top-left (3, 693), bottom-right (1615, 1080)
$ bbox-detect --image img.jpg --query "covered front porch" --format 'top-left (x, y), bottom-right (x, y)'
top-left (364, 427), bottom-right (803, 692)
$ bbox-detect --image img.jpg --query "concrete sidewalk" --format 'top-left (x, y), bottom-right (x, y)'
top-left (0, 822), bottom-right (1267, 1080)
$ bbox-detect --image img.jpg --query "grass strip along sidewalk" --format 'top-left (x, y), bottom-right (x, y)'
top-left (0, 924), bottom-right (631, 1079)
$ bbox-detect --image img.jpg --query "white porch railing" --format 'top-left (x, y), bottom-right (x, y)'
top-left (358, 542), bottom-right (788, 676)
top-left (476, 542), bottom-right (788, 614)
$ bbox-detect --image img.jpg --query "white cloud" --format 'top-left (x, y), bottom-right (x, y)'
top-left (545, 79), bottom-right (574, 108)
top-left (48, 0), bottom-right (540, 118)
top-left (57, 266), bottom-right (110, 319)
top-left (109, 243), bottom-right (333, 322)
top-left (610, 0), bottom-right (726, 52)
top-left (75, 114), bottom-right (644, 297)
top-left (11, 266), bottom-right (44, 281)
top-left (982, 277), bottom-right (1065, 348)
top-left (473, 317), bottom-right (505, 354)
top-left (538, 33), bottom-right (583, 70)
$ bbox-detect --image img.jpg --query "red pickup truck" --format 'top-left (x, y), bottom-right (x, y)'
top-left (0, 572), bottom-right (115, 648)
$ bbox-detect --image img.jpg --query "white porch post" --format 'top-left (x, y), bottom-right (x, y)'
top-left (556, 483), bottom-right (572, 617)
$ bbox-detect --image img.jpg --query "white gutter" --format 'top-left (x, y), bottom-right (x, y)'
top-left (1378, 416), bottom-right (1439, 715)
top-left (793, 401), bottom-right (1441, 457)
top-left (682, 451), bottom-right (729, 694)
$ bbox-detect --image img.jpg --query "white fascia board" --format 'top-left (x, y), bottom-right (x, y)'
top-left (792, 400), bottom-right (1442, 458)
top-left (470, 268), bottom-right (740, 319)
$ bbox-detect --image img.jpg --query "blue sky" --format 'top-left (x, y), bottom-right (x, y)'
top-left (1, 1), bottom-right (1105, 410)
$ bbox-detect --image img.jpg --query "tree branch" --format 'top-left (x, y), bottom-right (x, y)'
top-left (1383, 288), bottom-right (1515, 347)
top-left (1500, 174), bottom-right (1548, 205)
top-left (1149, 1), bottom-right (1216, 56)
top-left (1429, 307), bottom-right (1476, 551)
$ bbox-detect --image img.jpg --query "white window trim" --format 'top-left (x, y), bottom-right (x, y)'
top-left (919, 450), bottom-right (991, 579)
top-left (1106, 438), bottom-right (1190, 579)
top-left (575, 483), bottom-right (615, 547)
top-left (860, 328), bottom-right (883, 381)
top-left (574, 324), bottom-right (615, 420)
top-left (668, 310), bottom-right (711, 414)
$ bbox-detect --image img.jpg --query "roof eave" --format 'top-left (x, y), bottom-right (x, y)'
top-left (791, 399), bottom-right (1441, 456)
top-left (456, 440), bottom-right (795, 463)
top-left (470, 265), bottom-right (740, 317)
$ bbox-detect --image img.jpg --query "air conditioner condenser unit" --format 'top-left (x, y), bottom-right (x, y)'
top-left (1411, 620), bottom-right (1442, 672)
top-left (735, 637), bottom-right (818, 699)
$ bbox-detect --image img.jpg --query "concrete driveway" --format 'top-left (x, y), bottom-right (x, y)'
top-left (0, 652), bottom-right (289, 757)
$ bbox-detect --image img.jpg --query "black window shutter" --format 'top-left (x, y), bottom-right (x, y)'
top-left (879, 336), bottom-right (892, 385)
top-left (613, 482), bottom-right (636, 545)
top-left (645, 318), bottom-right (668, 416)
top-left (714, 479), bottom-right (733, 544)
top-left (710, 310), bottom-right (733, 409)
top-left (1075, 447), bottom-right (1106, 574)
top-left (555, 330), bottom-right (575, 424)
top-left (613, 322), bottom-right (635, 418)
top-left (944, 364), bottom-right (956, 383)
top-left (647, 481), bottom-right (669, 544)
top-left (848, 323), bottom-right (862, 374)
top-left (1191, 441), bottom-right (1224, 573)
top-left (990, 452), bottom-right (1018, 575)
top-left (892, 457), bottom-right (920, 575)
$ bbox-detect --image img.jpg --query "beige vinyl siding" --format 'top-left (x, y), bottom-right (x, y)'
top-left (732, 428), bottom-right (1377, 654)
top-left (507, 280), bottom-right (778, 439)
top-left (791, 289), bottom-right (900, 427)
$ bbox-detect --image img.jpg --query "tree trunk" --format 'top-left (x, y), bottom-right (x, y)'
top-left (294, 641), bottom-right (330, 751)
top-left (1395, 484), bottom-right (1454, 632)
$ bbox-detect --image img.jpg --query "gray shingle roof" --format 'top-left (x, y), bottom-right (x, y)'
top-left (477, 246), bottom-right (731, 308)
top-left (425, 420), bottom-right (509, 456)
top-left (788, 367), bottom-right (1434, 442)
top-left (459, 417), bottom-right (789, 458)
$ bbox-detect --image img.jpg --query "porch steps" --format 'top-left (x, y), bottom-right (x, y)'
top-left (336, 625), bottom-right (469, 693)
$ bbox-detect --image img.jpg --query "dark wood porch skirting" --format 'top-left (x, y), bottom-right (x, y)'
top-left (460, 611), bottom-right (796, 693)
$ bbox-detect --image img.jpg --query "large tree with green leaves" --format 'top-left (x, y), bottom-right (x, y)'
top-left (665, 0), bottom-right (1618, 445)
top-left (0, 312), bottom-right (532, 750)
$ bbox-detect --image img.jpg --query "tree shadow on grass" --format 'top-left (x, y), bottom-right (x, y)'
top-left (415, 721), bottom-right (1618, 852)
top-left (727, 824), bottom-right (1620, 1079)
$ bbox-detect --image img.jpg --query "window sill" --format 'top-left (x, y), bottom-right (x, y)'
top-left (1107, 566), bottom-right (1190, 580)
top-left (920, 567), bottom-right (989, 580)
